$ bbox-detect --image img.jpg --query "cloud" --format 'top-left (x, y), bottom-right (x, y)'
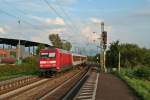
top-left (31, 16), bottom-right (65, 26)
top-left (46, 17), bottom-right (65, 25)
top-left (90, 17), bottom-right (104, 24)
top-left (81, 26), bottom-right (92, 36)
top-left (131, 1), bottom-right (150, 17)
top-left (31, 34), bottom-right (51, 45)
top-left (0, 27), bottom-right (5, 34)
top-left (80, 25), bottom-right (99, 43)
top-left (57, 0), bottom-right (79, 5)
top-left (89, 17), bottom-right (112, 33)
top-left (31, 37), bottom-right (43, 43)
top-left (47, 28), bottom-right (66, 34)
top-left (133, 10), bottom-right (150, 17)
top-left (79, 20), bottom-right (113, 46)
top-left (105, 25), bottom-right (112, 33)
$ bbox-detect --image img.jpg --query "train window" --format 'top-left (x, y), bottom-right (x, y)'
top-left (49, 53), bottom-right (56, 58)
top-left (40, 53), bottom-right (49, 58)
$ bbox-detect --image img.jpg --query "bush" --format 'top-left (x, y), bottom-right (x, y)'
top-left (0, 56), bottom-right (39, 80)
top-left (116, 69), bottom-right (150, 100)
top-left (133, 67), bottom-right (150, 80)
top-left (22, 56), bottom-right (38, 66)
top-left (0, 64), bottom-right (38, 79)
top-left (1, 57), bottom-right (16, 64)
top-left (122, 76), bottom-right (150, 100)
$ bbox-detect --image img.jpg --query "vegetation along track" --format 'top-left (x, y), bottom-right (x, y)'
top-left (0, 66), bottom-right (88, 100)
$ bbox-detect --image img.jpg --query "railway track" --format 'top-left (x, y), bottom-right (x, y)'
top-left (63, 67), bottom-right (99, 100)
top-left (0, 67), bottom-right (88, 100)
top-left (37, 66), bottom-right (98, 100)
top-left (38, 67), bottom-right (89, 100)
top-left (0, 76), bottom-right (41, 95)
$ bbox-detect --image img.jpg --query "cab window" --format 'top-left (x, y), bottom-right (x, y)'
top-left (40, 53), bottom-right (49, 58)
top-left (49, 53), bottom-right (56, 58)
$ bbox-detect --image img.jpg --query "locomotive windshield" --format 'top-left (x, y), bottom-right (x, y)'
top-left (40, 53), bottom-right (49, 58)
top-left (49, 53), bottom-right (56, 58)
top-left (40, 52), bottom-right (56, 58)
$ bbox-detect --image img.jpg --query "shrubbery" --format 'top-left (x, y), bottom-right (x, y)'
top-left (133, 67), bottom-right (150, 80)
top-left (1, 57), bottom-right (16, 64)
top-left (22, 56), bottom-right (38, 65)
top-left (124, 76), bottom-right (150, 100)
top-left (0, 56), bottom-right (39, 80)
top-left (116, 67), bottom-right (150, 100)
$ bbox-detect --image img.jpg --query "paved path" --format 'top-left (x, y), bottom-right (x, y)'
top-left (96, 73), bottom-right (139, 100)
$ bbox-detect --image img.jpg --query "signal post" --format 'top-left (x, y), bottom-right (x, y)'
top-left (100, 22), bottom-right (107, 72)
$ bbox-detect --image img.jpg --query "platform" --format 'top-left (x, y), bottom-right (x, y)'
top-left (95, 73), bottom-right (139, 100)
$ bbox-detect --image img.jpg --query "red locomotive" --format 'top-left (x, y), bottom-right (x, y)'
top-left (39, 48), bottom-right (87, 74)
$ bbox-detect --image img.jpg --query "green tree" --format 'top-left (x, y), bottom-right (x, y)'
top-left (143, 49), bottom-right (150, 66)
top-left (49, 34), bottom-right (72, 51)
top-left (106, 40), bottom-right (150, 68)
top-left (119, 44), bottom-right (141, 67)
top-left (62, 41), bottom-right (72, 51)
top-left (106, 40), bottom-right (119, 68)
top-left (36, 44), bottom-right (45, 55)
top-left (49, 34), bottom-right (63, 48)
top-left (87, 56), bottom-right (95, 62)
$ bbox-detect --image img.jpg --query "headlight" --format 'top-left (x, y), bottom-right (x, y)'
top-left (40, 61), bottom-right (46, 64)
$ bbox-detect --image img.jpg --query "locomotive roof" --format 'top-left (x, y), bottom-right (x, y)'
top-left (72, 53), bottom-right (87, 57)
top-left (59, 48), bottom-right (72, 54)
top-left (40, 48), bottom-right (71, 54)
top-left (40, 48), bottom-right (87, 57)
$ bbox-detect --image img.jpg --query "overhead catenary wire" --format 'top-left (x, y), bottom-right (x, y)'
top-left (55, 0), bottom-right (90, 45)
top-left (42, 0), bottom-right (78, 35)
top-left (2, 0), bottom-right (27, 15)
top-left (43, 0), bottom-right (99, 55)
top-left (0, 9), bottom-right (48, 34)
top-left (1, 0), bottom-right (88, 52)
top-left (42, 0), bottom-right (90, 44)
top-left (55, 0), bottom-right (80, 33)
top-left (1, 0), bottom-right (54, 39)
top-left (0, 7), bottom-right (75, 45)
top-left (55, 0), bottom-right (91, 46)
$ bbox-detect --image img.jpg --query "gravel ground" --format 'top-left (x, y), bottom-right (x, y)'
top-left (4, 69), bottom-right (84, 100)
top-left (96, 73), bottom-right (139, 100)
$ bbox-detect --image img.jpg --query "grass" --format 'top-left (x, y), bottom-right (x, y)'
top-left (0, 56), bottom-right (39, 81)
top-left (0, 64), bottom-right (38, 81)
top-left (123, 76), bottom-right (150, 100)
top-left (0, 74), bottom-right (24, 81)
top-left (116, 67), bottom-right (150, 100)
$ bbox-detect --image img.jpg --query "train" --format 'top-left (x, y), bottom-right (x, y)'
top-left (39, 48), bottom-right (87, 75)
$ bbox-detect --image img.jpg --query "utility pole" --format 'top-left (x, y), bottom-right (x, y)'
top-left (17, 20), bottom-right (21, 64)
top-left (100, 22), bottom-right (104, 71)
top-left (103, 50), bottom-right (106, 72)
top-left (18, 39), bottom-right (20, 60)
top-left (18, 20), bottom-right (20, 63)
top-left (118, 51), bottom-right (121, 72)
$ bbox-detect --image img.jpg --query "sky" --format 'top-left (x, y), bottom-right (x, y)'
top-left (0, 0), bottom-right (150, 55)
